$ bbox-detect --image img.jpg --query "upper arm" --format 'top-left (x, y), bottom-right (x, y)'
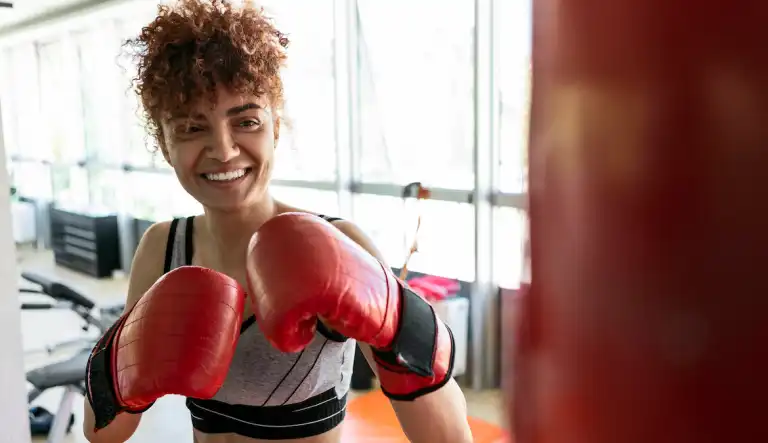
top-left (83, 221), bottom-right (171, 442)
top-left (333, 219), bottom-right (471, 443)
top-left (331, 220), bottom-right (386, 374)
top-left (332, 220), bottom-right (389, 265)
top-left (123, 221), bottom-right (171, 312)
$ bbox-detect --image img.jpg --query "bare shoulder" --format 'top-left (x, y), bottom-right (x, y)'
top-left (328, 219), bottom-right (388, 265)
top-left (124, 221), bottom-right (173, 311)
top-left (274, 201), bottom-right (386, 262)
top-left (327, 219), bottom-right (368, 241)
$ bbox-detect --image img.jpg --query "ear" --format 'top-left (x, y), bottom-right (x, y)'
top-left (160, 144), bottom-right (172, 165)
top-left (157, 128), bottom-right (173, 165)
top-left (273, 116), bottom-right (280, 146)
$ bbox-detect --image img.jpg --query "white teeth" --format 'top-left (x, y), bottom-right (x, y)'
top-left (205, 169), bottom-right (247, 182)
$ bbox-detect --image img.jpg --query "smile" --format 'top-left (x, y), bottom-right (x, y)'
top-left (202, 168), bottom-right (252, 182)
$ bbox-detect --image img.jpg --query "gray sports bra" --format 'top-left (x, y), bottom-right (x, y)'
top-left (162, 215), bottom-right (357, 440)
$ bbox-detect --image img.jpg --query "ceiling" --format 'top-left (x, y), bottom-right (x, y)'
top-left (0, 0), bottom-right (101, 30)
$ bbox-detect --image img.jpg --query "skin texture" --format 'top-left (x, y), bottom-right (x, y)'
top-left (83, 88), bottom-right (472, 443)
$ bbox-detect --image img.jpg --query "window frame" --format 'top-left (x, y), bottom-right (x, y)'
top-left (0, 0), bottom-right (530, 391)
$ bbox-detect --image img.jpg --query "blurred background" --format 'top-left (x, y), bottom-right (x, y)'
top-left (1, 0), bottom-right (530, 441)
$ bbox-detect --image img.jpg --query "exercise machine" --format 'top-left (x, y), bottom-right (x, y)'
top-left (20, 273), bottom-right (108, 355)
top-left (20, 271), bottom-right (123, 443)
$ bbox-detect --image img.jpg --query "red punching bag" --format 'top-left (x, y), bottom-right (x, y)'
top-left (511, 0), bottom-right (768, 442)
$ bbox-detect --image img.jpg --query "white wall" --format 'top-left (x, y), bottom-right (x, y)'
top-left (0, 100), bottom-right (32, 442)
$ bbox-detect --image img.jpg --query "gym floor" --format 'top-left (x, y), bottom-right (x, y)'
top-left (17, 246), bottom-right (505, 442)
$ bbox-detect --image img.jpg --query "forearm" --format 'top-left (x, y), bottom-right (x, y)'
top-left (358, 344), bottom-right (472, 443)
top-left (83, 402), bottom-right (141, 443)
top-left (390, 378), bottom-right (472, 443)
top-left (84, 318), bottom-right (142, 443)
top-left (320, 221), bottom-right (472, 441)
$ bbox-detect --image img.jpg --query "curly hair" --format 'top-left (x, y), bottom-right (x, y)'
top-left (123, 0), bottom-right (289, 148)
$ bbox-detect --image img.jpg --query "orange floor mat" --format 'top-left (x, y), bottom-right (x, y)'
top-left (342, 390), bottom-right (511, 442)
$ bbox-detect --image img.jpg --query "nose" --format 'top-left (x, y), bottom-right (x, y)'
top-left (205, 127), bottom-right (240, 163)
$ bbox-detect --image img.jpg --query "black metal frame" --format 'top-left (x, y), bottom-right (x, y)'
top-left (20, 271), bottom-right (123, 443)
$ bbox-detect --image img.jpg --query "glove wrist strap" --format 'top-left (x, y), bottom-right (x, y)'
top-left (372, 285), bottom-right (438, 378)
top-left (85, 314), bottom-right (156, 430)
top-left (85, 315), bottom-right (126, 431)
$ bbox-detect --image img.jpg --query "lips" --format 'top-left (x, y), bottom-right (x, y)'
top-left (201, 167), bottom-right (252, 182)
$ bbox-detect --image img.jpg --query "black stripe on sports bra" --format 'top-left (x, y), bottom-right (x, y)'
top-left (187, 387), bottom-right (347, 440)
top-left (162, 218), bottom-right (179, 274)
top-left (165, 213), bottom-right (347, 342)
top-left (320, 215), bottom-right (343, 223)
top-left (178, 214), bottom-right (340, 267)
top-left (184, 215), bottom-right (195, 265)
top-left (161, 213), bottom-right (346, 341)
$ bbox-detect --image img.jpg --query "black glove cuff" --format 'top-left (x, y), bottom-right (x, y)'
top-left (372, 284), bottom-right (438, 377)
top-left (125, 402), bottom-right (155, 415)
top-left (378, 325), bottom-right (457, 402)
top-left (85, 315), bottom-right (127, 431)
top-left (316, 319), bottom-right (348, 342)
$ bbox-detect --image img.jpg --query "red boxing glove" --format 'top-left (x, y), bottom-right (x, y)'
top-left (86, 266), bottom-right (245, 431)
top-left (246, 212), bottom-right (454, 400)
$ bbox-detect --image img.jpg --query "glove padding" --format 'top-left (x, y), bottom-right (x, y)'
top-left (86, 266), bottom-right (245, 431)
top-left (246, 212), bottom-right (454, 400)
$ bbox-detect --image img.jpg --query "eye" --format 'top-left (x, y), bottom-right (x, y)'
top-left (185, 125), bottom-right (204, 133)
top-left (238, 119), bottom-right (261, 128)
top-left (174, 124), bottom-right (204, 135)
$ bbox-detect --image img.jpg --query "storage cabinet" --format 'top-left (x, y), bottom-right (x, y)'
top-left (49, 207), bottom-right (121, 278)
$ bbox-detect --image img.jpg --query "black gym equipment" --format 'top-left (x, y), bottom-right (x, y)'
top-left (20, 271), bottom-right (123, 443)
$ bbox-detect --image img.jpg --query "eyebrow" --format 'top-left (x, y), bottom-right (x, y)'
top-left (174, 103), bottom-right (263, 121)
top-left (225, 103), bottom-right (263, 117)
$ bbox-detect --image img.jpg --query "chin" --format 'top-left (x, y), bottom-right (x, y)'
top-left (199, 189), bottom-right (268, 213)
top-left (199, 199), bottom-right (245, 213)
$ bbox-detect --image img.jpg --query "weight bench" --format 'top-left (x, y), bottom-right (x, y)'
top-left (27, 346), bottom-right (91, 443)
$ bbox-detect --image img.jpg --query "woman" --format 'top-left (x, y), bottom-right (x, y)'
top-left (82, 1), bottom-right (473, 442)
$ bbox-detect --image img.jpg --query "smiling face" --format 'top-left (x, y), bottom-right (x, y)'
top-left (125, 0), bottom-right (291, 213)
top-left (159, 86), bottom-right (279, 212)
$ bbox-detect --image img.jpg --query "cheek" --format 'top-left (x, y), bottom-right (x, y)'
top-left (238, 133), bottom-right (275, 161)
top-left (167, 143), bottom-right (203, 174)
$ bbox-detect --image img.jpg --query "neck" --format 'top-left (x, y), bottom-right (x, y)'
top-left (202, 194), bottom-right (278, 269)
